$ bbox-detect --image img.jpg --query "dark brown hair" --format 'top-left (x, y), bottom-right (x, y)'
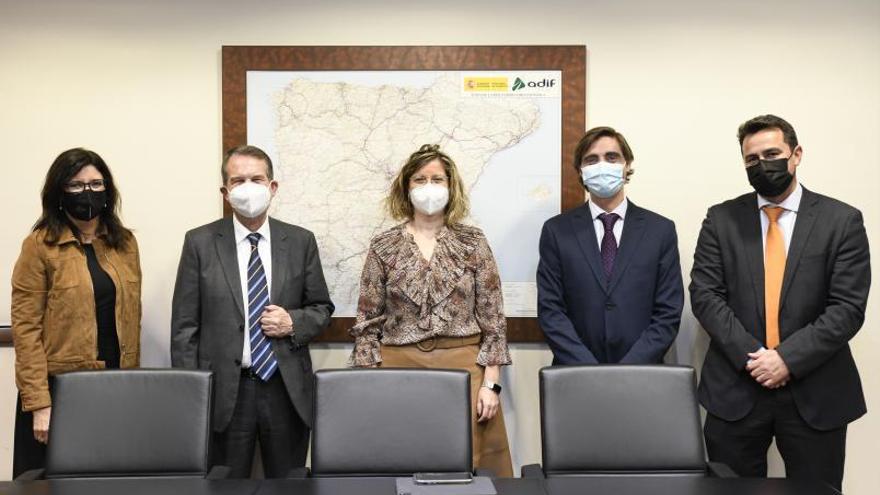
top-left (221, 145), bottom-right (274, 184)
top-left (34, 148), bottom-right (130, 248)
top-left (573, 126), bottom-right (635, 182)
top-left (737, 114), bottom-right (799, 152)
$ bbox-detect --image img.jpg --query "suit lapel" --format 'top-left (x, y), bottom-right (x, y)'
top-left (269, 218), bottom-right (289, 304)
top-left (215, 218), bottom-right (245, 321)
top-left (607, 202), bottom-right (647, 294)
top-left (780, 188), bottom-right (819, 309)
top-left (570, 203), bottom-right (609, 294)
top-left (736, 194), bottom-right (766, 326)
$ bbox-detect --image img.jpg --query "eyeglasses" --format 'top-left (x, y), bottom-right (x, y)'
top-left (65, 179), bottom-right (107, 193)
top-left (410, 175), bottom-right (448, 186)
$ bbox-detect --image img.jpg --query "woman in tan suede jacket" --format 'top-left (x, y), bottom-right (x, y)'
top-left (11, 148), bottom-right (141, 477)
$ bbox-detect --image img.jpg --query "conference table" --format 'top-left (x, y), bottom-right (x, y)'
top-left (0, 476), bottom-right (840, 495)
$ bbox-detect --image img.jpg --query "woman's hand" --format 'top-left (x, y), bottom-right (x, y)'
top-left (477, 364), bottom-right (501, 422)
top-left (33, 406), bottom-right (51, 444)
top-left (476, 387), bottom-right (500, 422)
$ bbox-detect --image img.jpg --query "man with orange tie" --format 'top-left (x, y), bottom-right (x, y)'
top-left (690, 115), bottom-right (870, 491)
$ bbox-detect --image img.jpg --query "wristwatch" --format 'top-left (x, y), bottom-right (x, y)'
top-left (482, 380), bottom-right (502, 395)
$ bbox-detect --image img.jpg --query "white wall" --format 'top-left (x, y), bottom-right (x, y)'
top-left (0, 0), bottom-right (877, 492)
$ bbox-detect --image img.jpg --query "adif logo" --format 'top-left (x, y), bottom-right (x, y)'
top-left (512, 76), bottom-right (557, 91)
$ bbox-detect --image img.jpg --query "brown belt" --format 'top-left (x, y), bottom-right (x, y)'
top-left (391, 334), bottom-right (482, 352)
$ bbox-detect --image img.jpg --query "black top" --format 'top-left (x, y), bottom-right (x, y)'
top-left (83, 244), bottom-right (120, 368)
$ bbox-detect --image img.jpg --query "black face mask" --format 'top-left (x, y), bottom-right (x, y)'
top-left (62, 190), bottom-right (106, 221)
top-left (747, 157), bottom-right (794, 198)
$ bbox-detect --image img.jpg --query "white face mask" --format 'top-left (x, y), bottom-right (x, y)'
top-left (227, 181), bottom-right (272, 218)
top-left (409, 183), bottom-right (449, 216)
top-left (581, 161), bottom-right (625, 198)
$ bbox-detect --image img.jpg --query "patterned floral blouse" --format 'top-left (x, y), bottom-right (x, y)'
top-left (349, 223), bottom-right (512, 368)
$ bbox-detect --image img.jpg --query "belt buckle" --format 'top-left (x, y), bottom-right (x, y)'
top-left (416, 337), bottom-right (437, 352)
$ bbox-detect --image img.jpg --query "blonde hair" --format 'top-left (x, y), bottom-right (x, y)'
top-left (386, 144), bottom-right (469, 225)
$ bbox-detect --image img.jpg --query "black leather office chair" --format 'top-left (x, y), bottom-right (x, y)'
top-left (307, 368), bottom-right (473, 478)
top-left (521, 365), bottom-right (736, 478)
top-left (17, 369), bottom-right (227, 480)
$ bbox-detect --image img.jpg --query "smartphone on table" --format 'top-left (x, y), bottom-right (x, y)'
top-left (413, 472), bottom-right (474, 484)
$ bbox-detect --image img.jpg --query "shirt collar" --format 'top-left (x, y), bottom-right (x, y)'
top-left (757, 182), bottom-right (803, 213)
top-left (233, 215), bottom-right (271, 245)
top-left (588, 197), bottom-right (629, 221)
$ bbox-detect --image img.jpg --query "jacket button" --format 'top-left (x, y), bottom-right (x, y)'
top-left (238, 324), bottom-right (244, 333)
top-left (605, 302), bottom-right (615, 310)
top-left (234, 358), bottom-right (241, 366)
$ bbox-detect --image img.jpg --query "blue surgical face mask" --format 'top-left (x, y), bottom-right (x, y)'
top-left (581, 161), bottom-right (625, 198)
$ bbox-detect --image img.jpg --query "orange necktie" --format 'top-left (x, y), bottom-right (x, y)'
top-left (764, 206), bottom-right (786, 349)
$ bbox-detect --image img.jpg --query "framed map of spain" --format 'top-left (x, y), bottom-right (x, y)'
top-left (222, 46), bottom-right (586, 342)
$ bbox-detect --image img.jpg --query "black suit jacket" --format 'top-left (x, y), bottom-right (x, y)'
top-left (538, 201), bottom-right (683, 364)
top-left (170, 217), bottom-right (334, 431)
top-left (690, 187), bottom-right (870, 430)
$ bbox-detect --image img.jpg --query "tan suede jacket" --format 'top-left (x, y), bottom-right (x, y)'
top-left (11, 227), bottom-right (142, 411)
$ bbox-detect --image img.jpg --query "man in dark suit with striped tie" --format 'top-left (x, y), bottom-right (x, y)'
top-left (171, 145), bottom-right (334, 478)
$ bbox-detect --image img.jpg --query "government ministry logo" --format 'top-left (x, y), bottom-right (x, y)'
top-left (461, 74), bottom-right (558, 97)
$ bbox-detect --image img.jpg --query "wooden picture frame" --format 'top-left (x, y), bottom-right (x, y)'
top-left (222, 45), bottom-right (586, 342)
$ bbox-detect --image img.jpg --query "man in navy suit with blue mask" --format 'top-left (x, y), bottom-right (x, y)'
top-left (537, 126), bottom-right (683, 364)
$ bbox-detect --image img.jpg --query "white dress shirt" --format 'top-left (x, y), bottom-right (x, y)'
top-left (233, 215), bottom-right (272, 368)
top-left (757, 182), bottom-right (803, 258)
top-left (588, 197), bottom-right (628, 248)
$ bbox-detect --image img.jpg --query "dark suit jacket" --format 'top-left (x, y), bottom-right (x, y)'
top-left (690, 187), bottom-right (870, 430)
top-left (537, 201), bottom-right (684, 364)
top-left (170, 217), bottom-right (334, 431)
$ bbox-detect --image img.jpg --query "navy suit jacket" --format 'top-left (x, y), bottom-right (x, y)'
top-left (537, 201), bottom-right (684, 364)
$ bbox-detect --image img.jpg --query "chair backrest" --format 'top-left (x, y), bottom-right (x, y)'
top-left (311, 368), bottom-right (472, 477)
top-left (540, 365), bottom-right (706, 477)
top-left (45, 369), bottom-right (213, 479)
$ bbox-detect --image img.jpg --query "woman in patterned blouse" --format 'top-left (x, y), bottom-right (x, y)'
top-left (349, 144), bottom-right (513, 476)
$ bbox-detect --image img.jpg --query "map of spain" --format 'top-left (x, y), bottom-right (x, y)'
top-left (249, 71), bottom-right (560, 316)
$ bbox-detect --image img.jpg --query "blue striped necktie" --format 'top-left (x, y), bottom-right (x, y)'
top-left (246, 233), bottom-right (277, 380)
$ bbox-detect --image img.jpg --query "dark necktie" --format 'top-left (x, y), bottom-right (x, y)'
top-left (598, 213), bottom-right (621, 282)
top-left (247, 233), bottom-right (277, 380)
